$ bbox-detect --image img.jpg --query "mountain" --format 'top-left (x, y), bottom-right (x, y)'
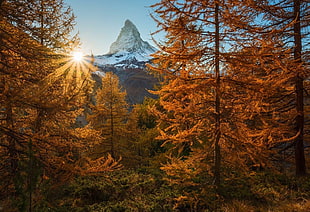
top-left (94, 19), bottom-right (156, 69)
top-left (109, 19), bottom-right (156, 55)
top-left (92, 19), bottom-right (158, 104)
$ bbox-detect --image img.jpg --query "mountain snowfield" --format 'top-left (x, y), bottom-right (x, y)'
top-left (94, 19), bottom-right (156, 68)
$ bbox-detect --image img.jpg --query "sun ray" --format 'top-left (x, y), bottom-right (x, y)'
top-left (28, 50), bottom-right (98, 99)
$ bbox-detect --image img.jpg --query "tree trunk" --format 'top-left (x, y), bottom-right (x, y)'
top-left (214, 2), bottom-right (221, 187)
top-left (6, 100), bottom-right (17, 175)
top-left (110, 77), bottom-right (115, 158)
top-left (293, 0), bottom-right (306, 176)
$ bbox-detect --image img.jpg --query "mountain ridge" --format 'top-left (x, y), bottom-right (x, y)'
top-left (93, 19), bottom-right (156, 68)
top-left (109, 19), bottom-right (156, 55)
top-left (92, 19), bottom-right (158, 105)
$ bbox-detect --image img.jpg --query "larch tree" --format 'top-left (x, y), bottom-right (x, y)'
top-left (149, 1), bottom-right (266, 207)
top-left (0, 1), bottom-right (52, 208)
top-left (150, 2), bottom-right (223, 197)
top-left (260, 0), bottom-right (309, 176)
top-left (88, 72), bottom-right (128, 160)
top-left (0, 0), bottom-right (118, 210)
top-left (235, 0), bottom-right (309, 176)
top-left (225, 39), bottom-right (297, 170)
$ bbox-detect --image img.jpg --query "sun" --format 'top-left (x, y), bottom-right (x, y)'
top-left (72, 51), bottom-right (84, 62)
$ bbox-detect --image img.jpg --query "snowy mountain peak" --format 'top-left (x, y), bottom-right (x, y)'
top-left (95, 19), bottom-right (156, 68)
top-left (108, 19), bottom-right (156, 55)
top-left (92, 20), bottom-right (158, 105)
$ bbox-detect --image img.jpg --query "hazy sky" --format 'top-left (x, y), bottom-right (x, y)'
top-left (65, 0), bottom-right (159, 55)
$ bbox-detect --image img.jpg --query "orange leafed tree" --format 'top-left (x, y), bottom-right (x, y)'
top-left (149, 0), bottom-right (309, 208)
top-left (252, 0), bottom-right (309, 176)
top-left (225, 0), bottom-right (309, 176)
top-left (0, 1), bottom-right (120, 210)
top-left (88, 72), bottom-right (128, 159)
top-left (149, 0), bottom-right (274, 205)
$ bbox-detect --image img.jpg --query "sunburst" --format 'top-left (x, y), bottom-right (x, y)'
top-left (31, 50), bottom-right (98, 97)
top-left (72, 51), bottom-right (84, 62)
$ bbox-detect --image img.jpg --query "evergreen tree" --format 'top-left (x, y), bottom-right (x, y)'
top-left (123, 98), bottom-right (161, 169)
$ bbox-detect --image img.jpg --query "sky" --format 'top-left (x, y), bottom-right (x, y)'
top-left (64, 0), bottom-right (160, 55)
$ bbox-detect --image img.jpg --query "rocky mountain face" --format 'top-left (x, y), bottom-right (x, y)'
top-left (109, 20), bottom-right (156, 55)
top-left (92, 19), bottom-right (158, 105)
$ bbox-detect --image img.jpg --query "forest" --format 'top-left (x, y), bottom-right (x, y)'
top-left (0, 0), bottom-right (309, 211)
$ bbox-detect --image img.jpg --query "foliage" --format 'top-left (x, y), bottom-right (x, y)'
top-left (0, 1), bottom-right (119, 211)
top-left (220, 172), bottom-right (310, 211)
top-left (47, 170), bottom-right (178, 212)
top-left (0, 0), bottom-right (309, 211)
top-left (122, 98), bottom-right (164, 170)
top-left (149, 0), bottom-right (309, 209)
top-left (87, 72), bottom-right (128, 159)
top-left (24, 169), bottom-right (310, 211)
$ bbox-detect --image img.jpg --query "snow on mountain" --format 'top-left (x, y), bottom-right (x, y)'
top-left (91, 19), bottom-right (158, 105)
top-left (109, 19), bottom-right (156, 55)
top-left (94, 19), bottom-right (156, 67)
